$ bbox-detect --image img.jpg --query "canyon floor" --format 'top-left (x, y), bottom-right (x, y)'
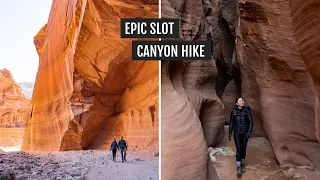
top-left (0, 150), bottom-right (158, 180)
top-left (209, 126), bottom-right (320, 180)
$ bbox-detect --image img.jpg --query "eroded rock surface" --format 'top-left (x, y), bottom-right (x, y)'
top-left (161, 0), bottom-right (320, 179)
top-left (237, 0), bottom-right (320, 170)
top-left (22, 0), bottom-right (158, 152)
top-left (0, 69), bottom-right (30, 128)
top-left (288, 0), bottom-right (320, 144)
top-left (161, 0), bottom-right (223, 179)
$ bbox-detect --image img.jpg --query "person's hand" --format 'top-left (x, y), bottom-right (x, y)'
top-left (228, 134), bottom-right (232, 141)
top-left (246, 132), bottom-right (251, 139)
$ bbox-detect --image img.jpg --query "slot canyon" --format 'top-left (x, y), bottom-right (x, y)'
top-left (0, 0), bottom-right (159, 179)
top-left (161, 0), bottom-right (320, 179)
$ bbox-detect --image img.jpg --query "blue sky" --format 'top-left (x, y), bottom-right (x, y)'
top-left (0, 1), bottom-right (52, 82)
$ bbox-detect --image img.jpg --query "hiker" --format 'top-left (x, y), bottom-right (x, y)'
top-left (110, 138), bottom-right (119, 162)
top-left (118, 136), bottom-right (128, 162)
top-left (228, 97), bottom-right (253, 176)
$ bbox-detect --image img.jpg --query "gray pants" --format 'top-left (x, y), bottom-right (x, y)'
top-left (120, 149), bottom-right (127, 161)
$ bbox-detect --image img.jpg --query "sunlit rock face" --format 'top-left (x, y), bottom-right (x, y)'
top-left (22, 0), bottom-right (158, 152)
top-left (0, 69), bottom-right (29, 152)
top-left (0, 69), bottom-right (30, 128)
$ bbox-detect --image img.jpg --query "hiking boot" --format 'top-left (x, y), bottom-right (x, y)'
top-left (236, 161), bottom-right (242, 176)
top-left (237, 166), bottom-right (242, 175)
top-left (241, 159), bottom-right (246, 172)
top-left (237, 166), bottom-right (241, 176)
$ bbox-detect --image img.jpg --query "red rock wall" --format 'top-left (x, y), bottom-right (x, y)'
top-left (161, 0), bottom-right (222, 179)
top-left (161, 0), bottom-right (320, 178)
top-left (237, 0), bottom-right (320, 169)
top-left (0, 69), bottom-right (30, 128)
top-left (22, 0), bottom-right (158, 152)
top-left (288, 0), bottom-right (320, 143)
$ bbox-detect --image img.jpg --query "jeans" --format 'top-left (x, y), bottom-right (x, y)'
top-left (234, 133), bottom-right (248, 161)
top-left (121, 149), bottom-right (127, 161)
top-left (112, 150), bottom-right (117, 160)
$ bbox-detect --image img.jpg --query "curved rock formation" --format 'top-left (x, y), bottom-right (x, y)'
top-left (237, 0), bottom-right (320, 169)
top-left (161, 0), bottom-right (223, 179)
top-left (161, 62), bottom-right (219, 180)
top-left (162, 0), bottom-right (320, 178)
top-left (0, 69), bottom-right (30, 128)
top-left (22, 0), bottom-right (158, 152)
top-left (288, 0), bottom-right (320, 144)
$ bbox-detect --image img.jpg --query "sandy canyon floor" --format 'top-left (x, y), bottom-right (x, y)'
top-left (0, 150), bottom-right (158, 180)
top-left (210, 126), bottom-right (320, 180)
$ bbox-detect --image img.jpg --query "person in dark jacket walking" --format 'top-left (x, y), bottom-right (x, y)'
top-left (228, 97), bottom-right (253, 176)
top-left (118, 136), bottom-right (128, 162)
top-left (110, 138), bottom-right (119, 162)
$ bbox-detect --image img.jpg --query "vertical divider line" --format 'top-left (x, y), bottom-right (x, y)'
top-left (158, 0), bottom-right (162, 179)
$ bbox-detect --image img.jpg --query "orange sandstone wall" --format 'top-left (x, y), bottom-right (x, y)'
top-left (22, 0), bottom-right (158, 152)
top-left (0, 69), bottom-right (30, 128)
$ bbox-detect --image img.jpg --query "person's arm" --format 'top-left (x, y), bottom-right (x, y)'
top-left (247, 107), bottom-right (254, 137)
top-left (125, 140), bottom-right (127, 150)
top-left (229, 110), bottom-right (235, 140)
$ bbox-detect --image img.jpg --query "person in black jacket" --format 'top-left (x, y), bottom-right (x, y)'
top-left (118, 136), bottom-right (128, 162)
top-left (228, 97), bottom-right (253, 175)
top-left (110, 138), bottom-right (119, 162)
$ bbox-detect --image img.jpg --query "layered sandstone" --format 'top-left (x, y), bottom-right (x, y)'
top-left (22, 0), bottom-right (158, 152)
top-left (162, 0), bottom-right (320, 179)
top-left (161, 0), bottom-right (222, 179)
top-left (288, 0), bottom-right (320, 143)
top-left (0, 69), bottom-right (30, 128)
top-left (237, 0), bottom-right (320, 169)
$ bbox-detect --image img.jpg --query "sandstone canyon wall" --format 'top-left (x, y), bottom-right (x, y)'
top-left (236, 0), bottom-right (320, 170)
top-left (0, 69), bottom-right (30, 128)
top-left (22, 0), bottom-right (158, 152)
top-left (288, 0), bottom-right (320, 144)
top-left (161, 0), bottom-right (223, 179)
top-left (162, 0), bottom-right (320, 179)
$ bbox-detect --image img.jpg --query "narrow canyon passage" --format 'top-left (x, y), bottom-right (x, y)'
top-left (161, 0), bottom-right (320, 179)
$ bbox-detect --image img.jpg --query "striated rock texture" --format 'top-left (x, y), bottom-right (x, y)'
top-left (0, 69), bottom-right (30, 128)
top-left (22, 0), bottom-right (158, 152)
top-left (288, 0), bottom-right (320, 144)
top-left (161, 0), bottom-right (222, 179)
top-left (237, 0), bottom-right (320, 170)
top-left (162, 0), bottom-right (320, 179)
top-left (161, 62), bottom-right (220, 180)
